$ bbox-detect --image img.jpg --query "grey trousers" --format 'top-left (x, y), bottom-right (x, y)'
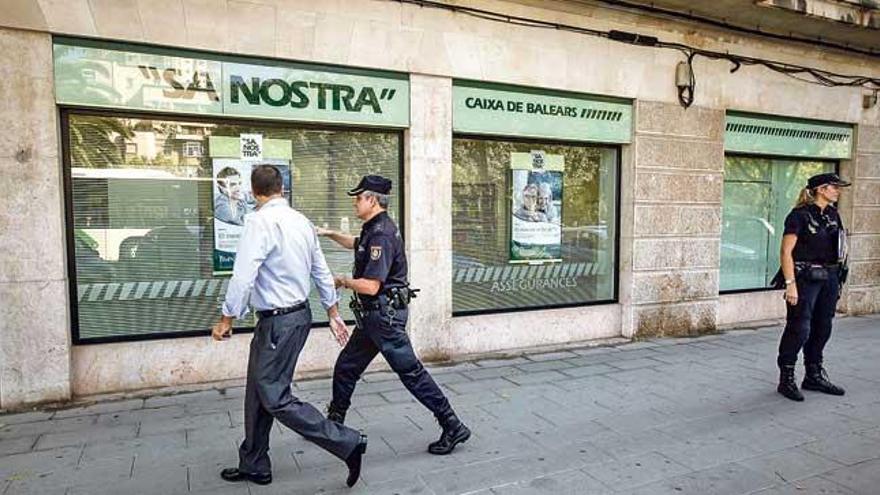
top-left (238, 307), bottom-right (361, 474)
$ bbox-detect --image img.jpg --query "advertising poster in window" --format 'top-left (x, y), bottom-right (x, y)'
top-left (211, 136), bottom-right (292, 274)
top-left (510, 151), bottom-right (563, 263)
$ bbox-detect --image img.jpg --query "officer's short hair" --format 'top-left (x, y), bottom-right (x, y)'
top-left (363, 190), bottom-right (389, 209)
top-left (251, 165), bottom-right (283, 196)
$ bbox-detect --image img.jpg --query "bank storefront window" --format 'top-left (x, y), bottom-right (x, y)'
top-left (55, 39), bottom-right (409, 342)
top-left (720, 113), bottom-right (852, 292)
top-left (450, 81), bottom-right (630, 314)
top-left (720, 157), bottom-right (834, 291)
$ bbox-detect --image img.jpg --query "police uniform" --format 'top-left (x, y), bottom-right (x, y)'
top-left (328, 175), bottom-right (471, 455)
top-left (776, 173), bottom-right (849, 401)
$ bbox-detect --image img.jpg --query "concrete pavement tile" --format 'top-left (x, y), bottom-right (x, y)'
top-left (184, 397), bottom-right (244, 416)
top-left (472, 357), bottom-right (531, 368)
top-left (52, 399), bottom-right (145, 419)
top-left (571, 346), bottom-right (621, 356)
top-left (0, 410), bottom-right (53, 426)
top-left (93, 465), bottom-right (187, 495)
top-left (801, 433), bottom-right (880, 465)
top-left (324, 474), bottom-right (433, 495)
top-left (345, 391), bottom-right (393, 409)
top-left (189, 484), bottom-right (251, 495)
top-left (820, 458), bottom-right (880, 494)
top-left (750, 476), bottom-right (859, 495)
top-left (593, 408), bottom-right (677, 434)
top-left (352, 379), bottom-right (409, 395)
top-left (447, 378), bottom-right (515, 395)
top-left (0, 435), bottom-right (36, 456)
top-left (379, 389), bottom-right (419, 404)
top-left (0, 415), bottom-right (95, 440)
top-left (420, 446), bottom-right (597, 495)
top-left (583, 451), bottom-right (691, 491)
top-left (360, 450), bottom-right (463, 485)
top-left (143, 389), bottom-right (225, 408)
top-left (432, 372), bottom-right (474, 386)
top-left (427, 362), bottom-right (480, 374)
top-left (627, 461), bottom-right (777, 495)
top-left (558, 363), bottom-right (618, 378)
top-left (724, 423), bottom-right (818, 455)
top-left (738, 446), bottom-right (845, 484)
top-left (515, 360), bottom-right (574, 373)
top-left (657, 434), bottom-right (763, 470)
top-left (80, 431), bottom-right (186, 467)
top-left (562, 354), bottom-right (621, 367)
top-left (589, 428), bottom-right (680, 460)
top-left (504, 371), bottom-right (568, 385)
top-left (34, 423), bottom-right (138, 450)
top-left (1, 480), bottom-right (67, 495)
top-left (0, 445), bottom-right (81, 480)
top-left (524, 351), bottom-right (580, 362)
top-left (138, 411), bottom-right (233, 437)
top-left (489, 468), bottom-right (612, 494)
top-left (95, 404), bottom-right (187, 427)
top-left (463, 365), bottom-right (525, 380)
top-left (444, 430), bottom-right (537, 465)
top-left (520, 421), bottom-right (613, 449)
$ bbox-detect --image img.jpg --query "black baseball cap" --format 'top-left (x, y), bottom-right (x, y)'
top-left (347, 175), bottom-right (392, 196)
top-left (807, 173), bottom-right (851, 189)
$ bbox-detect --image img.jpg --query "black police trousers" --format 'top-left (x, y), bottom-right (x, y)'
top-left (238, 307), bottom-right (361, 475)
top-left (777, 269), bottom-right (840, 368)
top-left (331, 306), bottom-right (452, 418)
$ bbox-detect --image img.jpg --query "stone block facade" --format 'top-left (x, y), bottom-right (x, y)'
top-left (627, 102), bottom-right (725, 338)
top-left (0, 29), bottom-right (69, 407)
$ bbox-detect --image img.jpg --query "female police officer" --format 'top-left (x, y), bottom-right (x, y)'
top-left (776, 172), bottom-right (849, 402)
top-left (318, 175), bottom-right (471, 455)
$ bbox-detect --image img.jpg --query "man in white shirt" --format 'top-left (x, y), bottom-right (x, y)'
top-left (211, 165), bottom-right (366, 488)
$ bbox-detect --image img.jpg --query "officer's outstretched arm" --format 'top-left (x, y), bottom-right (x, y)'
top-left (338, 276), bottom-right (382, 296)
top-left (316, 227), bottom-right (356, 250)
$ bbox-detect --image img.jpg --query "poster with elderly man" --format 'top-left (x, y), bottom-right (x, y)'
top-left (510, 151), bottom-right (563, 263)
top-left (211, 135), bottom-right (292, 274)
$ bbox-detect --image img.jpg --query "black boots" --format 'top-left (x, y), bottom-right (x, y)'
top-left (777, 365), bottom-right (804, 402)
top-left (428, 412), bottom-right (471, 455)
top-left (327, 403), bottom-right (347, 425)
top-left (778, 363), bottom-right (846, 401)
top-left (802, 363), bottom-right (846, 396)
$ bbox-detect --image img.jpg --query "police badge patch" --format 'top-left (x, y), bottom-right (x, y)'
top-left (370, 246), bottom-right (382, 260)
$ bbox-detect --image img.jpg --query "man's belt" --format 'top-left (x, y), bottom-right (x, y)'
top-left (257, 301), bottom-right (308, 318)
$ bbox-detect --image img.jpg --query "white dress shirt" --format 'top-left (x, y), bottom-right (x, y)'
top-left (222, 197), bottom-right (337, 319)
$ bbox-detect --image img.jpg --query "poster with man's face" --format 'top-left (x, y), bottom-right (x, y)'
top-left (510, 151), bottom-right (563, 263)
top-left (212, 158), bottom-right (291, 273)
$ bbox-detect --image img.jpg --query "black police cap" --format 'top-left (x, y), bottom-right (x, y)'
top-left (807, 173), bottom-right (851, 190)
top-left (347, 175), bottom-right (392, 196)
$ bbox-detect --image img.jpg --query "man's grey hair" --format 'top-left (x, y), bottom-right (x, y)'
top-left (363, 190), bottom-right (389, 209)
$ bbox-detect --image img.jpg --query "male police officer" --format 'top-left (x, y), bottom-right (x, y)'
top-left (212, 165), bottom-right (366, 487)
top-left (318, 175), bottom-right (471, 455)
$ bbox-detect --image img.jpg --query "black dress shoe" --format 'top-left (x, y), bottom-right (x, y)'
top-left (220, 467), bottom-right (272, 485)
top-left (345, 435), bottom-right (367, 487)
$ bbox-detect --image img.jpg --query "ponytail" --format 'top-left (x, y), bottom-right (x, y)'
top-left (794, 187), bottom-right (815, 208)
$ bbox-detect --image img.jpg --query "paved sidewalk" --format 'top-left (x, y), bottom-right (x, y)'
top-left (2, 315), bottom-right (879, 495)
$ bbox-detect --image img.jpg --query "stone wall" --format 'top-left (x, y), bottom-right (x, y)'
top-left (843, 125), bottom-right (880, 314)
top-left (628, 102), bottom-right (725, 338)
top-left (0, 28), bottom-right (70, 406)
